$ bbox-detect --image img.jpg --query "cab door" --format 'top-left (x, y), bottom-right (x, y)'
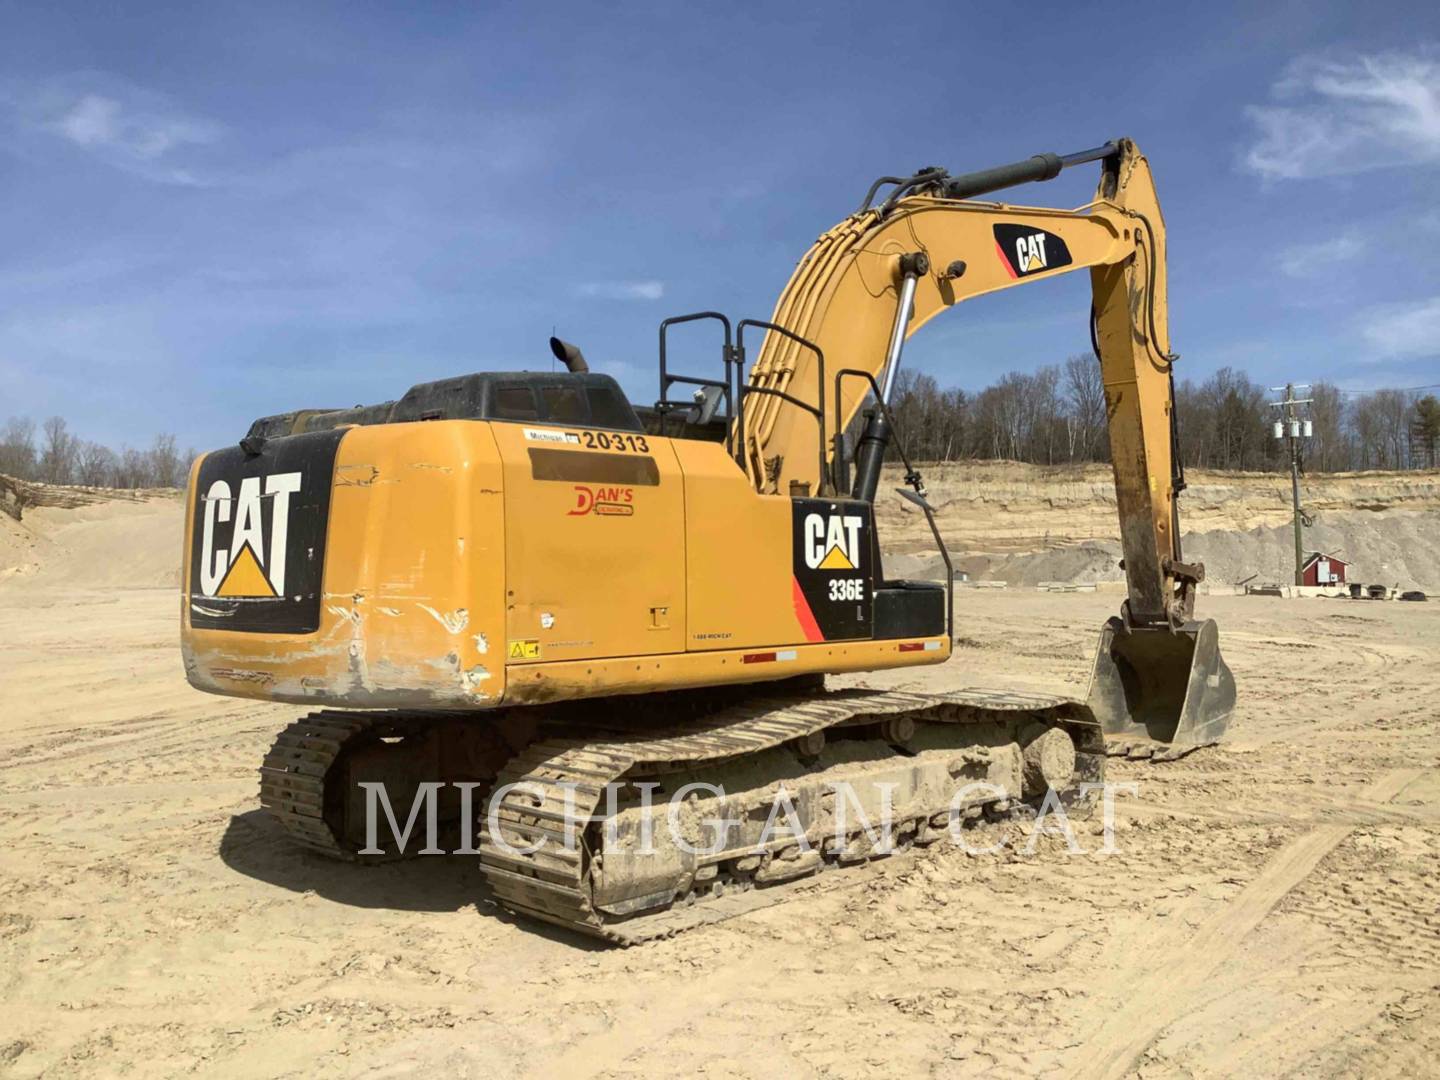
top-left (491, 421), bottom-right (686, 664)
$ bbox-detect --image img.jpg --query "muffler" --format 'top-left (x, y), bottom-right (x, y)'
top-left (1084, 616), bottom-right (1235, 748)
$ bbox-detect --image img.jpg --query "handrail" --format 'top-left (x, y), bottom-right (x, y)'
top-left (833, 367), bottom-right (953, 638)
top-left (831, 368), bottom-right (922, 494)
top-left (658, 312), bottom-right (737, 454)
top-left (737, 318), bottom-right (827, 495)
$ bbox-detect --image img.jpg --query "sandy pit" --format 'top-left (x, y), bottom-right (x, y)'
top-left (876, 462), bottom-right (1440, 591)
top-left (1, 480), bottom-right (1438, 1077)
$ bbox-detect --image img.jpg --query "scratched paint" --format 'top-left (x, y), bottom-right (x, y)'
top-left (325, 605), bottom-right (362, 626)
top-left (334, 464), bottom-right (390, 487)
top-left (461, 665), bottom-right (491, 692)
top-left (417, 604), bottom-right (469, 634)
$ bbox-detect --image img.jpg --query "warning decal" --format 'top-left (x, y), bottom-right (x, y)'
top-left (508, 639), bottom-right (542, 660)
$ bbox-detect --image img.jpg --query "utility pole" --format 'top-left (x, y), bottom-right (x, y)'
top-left (1268, 384), bottom-right (1312, 586)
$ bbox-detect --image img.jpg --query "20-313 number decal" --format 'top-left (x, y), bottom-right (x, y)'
top-left (581, 431), bottom-right (649, 453)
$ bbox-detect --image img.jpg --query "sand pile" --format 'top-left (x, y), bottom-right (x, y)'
top-left (4, 463), bottom-right (1436, 594)
top-left (877, 462), bottom-right (1440, 590)
top-left (0, 476), bottom-right (183, 590)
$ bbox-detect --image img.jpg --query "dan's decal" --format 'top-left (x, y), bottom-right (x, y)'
top-left (567, 485), bottom-right (635, 517)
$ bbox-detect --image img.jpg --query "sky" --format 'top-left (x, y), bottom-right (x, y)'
top-left (2, 1), bottom-right (1439, 452)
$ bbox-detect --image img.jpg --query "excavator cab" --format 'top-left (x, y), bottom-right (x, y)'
top-left (1086, 617), bottom-right (1236, 753)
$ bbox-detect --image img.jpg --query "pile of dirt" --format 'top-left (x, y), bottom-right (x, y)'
top-left (877, 462), bottom-right (1440, 590)
top-left (0, 475), bottom-right (183, 590)
top-left (1187, 513), bottom-right (1440, 590)
top-left (5, 463), bottom-right (1437, 593)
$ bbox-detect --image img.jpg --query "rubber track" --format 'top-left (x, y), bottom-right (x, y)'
top-left (478, 686), bottom-right (1103, 944)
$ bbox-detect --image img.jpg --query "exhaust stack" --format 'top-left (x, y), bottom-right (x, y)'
top-left (549, 337), bottom-right (589, 374)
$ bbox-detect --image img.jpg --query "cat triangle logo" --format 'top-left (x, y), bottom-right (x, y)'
top-left (215, 542), bottom-right (277, 598)
top-left (197, 471), bottom-right (302, 599)
top-left (802, 511), bottom-right (864, 571)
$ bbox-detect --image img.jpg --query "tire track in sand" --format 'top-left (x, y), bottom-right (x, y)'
top-left (1074, 767), bottom-right (1421, 1080)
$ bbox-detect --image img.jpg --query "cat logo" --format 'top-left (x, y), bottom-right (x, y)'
top-left (803, 512), bottom-right (864, 571)
top-left (993, 223), bottom-right (1073, 279)
top-left (197, 473), bottom-right (302, 599)
top-left (1015, 232), bottom-right (1049, 272)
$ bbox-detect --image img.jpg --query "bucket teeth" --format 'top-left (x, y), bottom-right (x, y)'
top-left (1084, 616), bottom-right (1236, 748)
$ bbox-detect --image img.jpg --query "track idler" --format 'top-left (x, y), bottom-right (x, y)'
top-left (1084, 616), bottom-right (1235, 751)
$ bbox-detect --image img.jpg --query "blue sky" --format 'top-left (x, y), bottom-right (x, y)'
top-left (2, 1), bottom-right (1438, 451)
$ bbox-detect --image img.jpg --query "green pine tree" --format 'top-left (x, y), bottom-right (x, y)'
top-left (1415, 395), bottom-right (1440, 468)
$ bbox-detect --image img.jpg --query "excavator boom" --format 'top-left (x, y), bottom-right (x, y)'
top-left (734, 137), bottom-right (1234, 747)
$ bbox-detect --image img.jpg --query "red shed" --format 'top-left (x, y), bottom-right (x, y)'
top-left (1301, 551), bottom-right (1348, 587)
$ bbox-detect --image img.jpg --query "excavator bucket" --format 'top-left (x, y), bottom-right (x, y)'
top-left (1084, 616), bottom-right (1236, 750)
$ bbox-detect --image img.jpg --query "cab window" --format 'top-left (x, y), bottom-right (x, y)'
top-left (493, 386), bottom-right (540, 420)
top-left (542, 385), bottom-right (587, 424)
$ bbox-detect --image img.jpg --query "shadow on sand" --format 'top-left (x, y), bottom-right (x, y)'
top-left (218, 808), bottom-right (605, 949)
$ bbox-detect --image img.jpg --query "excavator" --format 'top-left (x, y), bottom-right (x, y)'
top-left (182, 138), bottom-right (1235, 942)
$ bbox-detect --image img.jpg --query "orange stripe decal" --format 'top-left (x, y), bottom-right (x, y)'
top-left (995, 240), bottom-right (1018, 279)
top-left (791, 576), bottom-right (825, 642)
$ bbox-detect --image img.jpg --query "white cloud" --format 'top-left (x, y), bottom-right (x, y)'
top-left (1359, 296), bottom-right (1440, 358)
top-left (576, 280), bottom-right (665, 301)
top-left (3, 73), bottom-right (221, 185)
top-left (1241, 47), bottom-right (1440, 180)
top-left (55, 94), bottom-right (120, 146)
top-left (1277, 233), bottom-right (1364, 276)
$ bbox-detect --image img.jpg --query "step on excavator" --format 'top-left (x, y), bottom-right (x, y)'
top-left (182, 138), bottom-right (1235, 942)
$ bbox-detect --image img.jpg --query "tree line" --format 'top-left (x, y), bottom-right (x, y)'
top-left (885, 360), bottom-right (1440, 472)
top-left (0, 416), bottom-right (194, 489)
top-left (5, 367), bottom-right (1439, 491)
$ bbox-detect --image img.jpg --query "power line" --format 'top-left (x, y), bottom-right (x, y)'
top-left (1335, 383), bottom-right (1440, 396)
top-left (1268, 382), bottom-right (1310, 586)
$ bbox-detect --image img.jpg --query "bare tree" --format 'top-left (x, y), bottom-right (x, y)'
top-left (0, 417), bottom-right (38, 479)
top-left (1373, 390), bottom-right (1410, 470)
top-left (112, 447), bottom-right (153, 489)
top-left (147, 434), bottom-right (183, 488)
top-left (1063, 354), bottom-right (1106, 462)
top-left (40, 416), bottom-right (78, 484)
top-left (1351, 395), bottom-right (1384, 468)
top-left (1306, 382), bottom-right (1348, 471)
top-left (76, 441), bottom-right (118, 486)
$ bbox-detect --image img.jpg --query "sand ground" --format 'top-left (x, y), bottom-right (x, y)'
top-left (3, 578), bottom-right (1437, 1078)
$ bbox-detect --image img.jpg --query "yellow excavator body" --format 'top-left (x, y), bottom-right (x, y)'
top-left (181, 422), bottom-right (950, 709)
top-left (179, 137), bottom-right (1234, 940)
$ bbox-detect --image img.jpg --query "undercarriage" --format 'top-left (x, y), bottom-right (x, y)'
top-left (260, 683), bottom-right (1105, 943)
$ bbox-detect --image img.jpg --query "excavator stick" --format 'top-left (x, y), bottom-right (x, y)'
top-left (1084, 616), bottom-right (1236, 754)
